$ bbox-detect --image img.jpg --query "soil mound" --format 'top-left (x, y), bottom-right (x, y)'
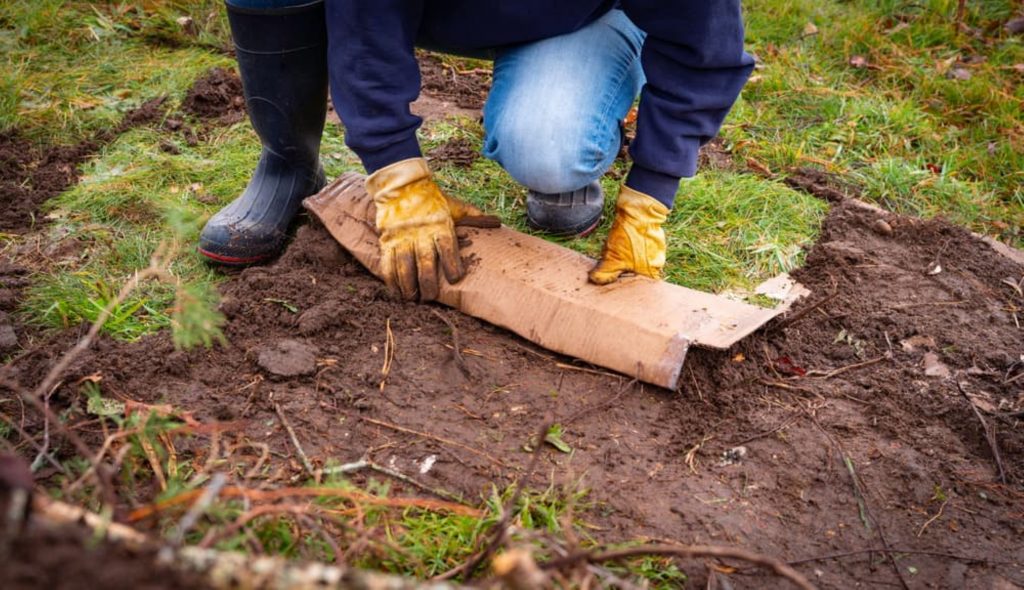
top-left (3, 200), bottom-right (1022, 588)
top-left (181, 67), bottom-right (245, 125)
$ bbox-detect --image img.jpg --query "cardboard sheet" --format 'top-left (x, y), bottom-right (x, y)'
top-left (304, 173), bottom-right (808, 389)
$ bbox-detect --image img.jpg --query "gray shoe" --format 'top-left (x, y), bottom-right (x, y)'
top-left (526, 181), bottom-right (604, 237)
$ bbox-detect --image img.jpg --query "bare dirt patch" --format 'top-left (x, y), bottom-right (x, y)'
top-left (0, 97), bottom-right (166, 234)
top-left (3, 196), bottom-right (1021, 587)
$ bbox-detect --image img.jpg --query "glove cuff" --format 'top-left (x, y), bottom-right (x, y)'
top-left (366, 157), bottom-right (432, 200)
top-left (617, 185), bottom-right (670, 223)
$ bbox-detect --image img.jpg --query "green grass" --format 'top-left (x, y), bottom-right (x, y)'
top-left (733, 0), bottom-right (1023, 242)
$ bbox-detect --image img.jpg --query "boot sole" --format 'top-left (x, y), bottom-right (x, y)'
top-left (198, 246), bottom-right (273, 266)
top-left (526, 214), bottom-right (602, 238)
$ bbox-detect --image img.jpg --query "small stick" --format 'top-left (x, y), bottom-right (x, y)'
top-left (729, 415), bottom-right (800, 447)
top-left (554, 362), bottom-right (621, 379)
top-left (322, 457), bottom-right (467, 504)
top-left (431, 309), bottom-right (468, 374)
top-left (810, 415), bottom-right (909, 590)
top-left (365, 461), bottom-right (466, 504)
top-left (756, 379), bottom-right (819, 396)
top-left (916, 497), bottom-right (949, 538)
top-left (0, 412), bottom-right (66, 474)
top-left (778, 288), bottom-right (838, 329)
top-left (29, 382), bottom-right (60, 472)
top-left (955, 381), bottom-right (1007, 484)
top-left (348, 413), bottom-right (506, 467)
top-left (379, 318), bottom-right (394, 391)
top-left (274, 403), bottom-right (315, 478)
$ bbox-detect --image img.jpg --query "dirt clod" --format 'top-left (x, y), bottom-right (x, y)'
top-left (257, 338), bottom-right (318, 377)
top-left (182, 67), bottom-right (246, 125)
top-left (427, 137), bottom-right (480, 168)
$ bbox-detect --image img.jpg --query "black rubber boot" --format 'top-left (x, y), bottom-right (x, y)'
top-left (526, 181), bottom-right (604, 237)
top-left (198, 1), bottom-right (328, 265)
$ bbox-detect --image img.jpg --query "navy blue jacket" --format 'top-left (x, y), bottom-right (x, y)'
top-left (326, 1), bottom-right (754, 206)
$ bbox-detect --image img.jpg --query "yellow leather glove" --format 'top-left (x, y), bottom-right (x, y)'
top-left (367, 157), bottom-right (488, 301)
top-left (588, 186), bottom-right (669, 285)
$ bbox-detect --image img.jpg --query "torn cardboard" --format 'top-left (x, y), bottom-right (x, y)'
top-left (304, 173), bottom-right (808, 389)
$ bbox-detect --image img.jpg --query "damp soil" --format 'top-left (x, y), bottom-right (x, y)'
top-left (417, 52), bottom-right (491, 112)
top-left (427, 137), bottom-right (480, 168)
top-left (181, 66), bottom-right (246, 125)
top-left (3, 197), bottom-right (1022, 588)
top-left (0, 97), bottom-right (166, 234)
top-left (0, 521), bottom-right (208, 590)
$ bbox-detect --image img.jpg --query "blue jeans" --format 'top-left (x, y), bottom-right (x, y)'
top-left (483, 10), bottom-right (645, 194)
top-left (226, 3), bottom-right (644, 194)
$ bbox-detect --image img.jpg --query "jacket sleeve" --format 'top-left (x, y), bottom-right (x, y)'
top-left (620, 0), bottom-right (755, 206)
top-left (326, 0), bottom-right (425, 173)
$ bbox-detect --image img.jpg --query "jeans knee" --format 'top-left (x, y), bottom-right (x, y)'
top-left (485, 117), bottom-right (616, 193)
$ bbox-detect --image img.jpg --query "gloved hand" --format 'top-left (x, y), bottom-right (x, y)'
top-left (588, 185), bottom-right (669, 285)
top-left (367, 157), bottom-right (490, 301)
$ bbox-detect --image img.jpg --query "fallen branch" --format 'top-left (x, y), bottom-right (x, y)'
top-left (540, 544), bottom-right (815, 590)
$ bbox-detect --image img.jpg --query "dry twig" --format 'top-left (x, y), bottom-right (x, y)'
top-left (379, 317), bottom-right (395, 391)
top-left (955, 381), bottom-right (1007, 484)
top-left (431, 309), bottom-right (468, 375)
top-left (274, 403), bottom-right (316, 478)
